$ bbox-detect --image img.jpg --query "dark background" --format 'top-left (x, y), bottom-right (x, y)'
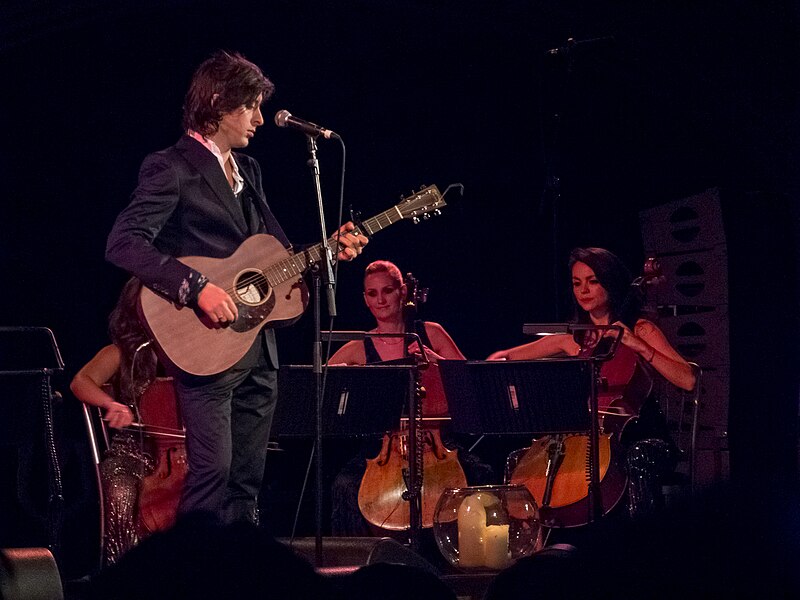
top-left (2, 0), bottom-right (799, 573)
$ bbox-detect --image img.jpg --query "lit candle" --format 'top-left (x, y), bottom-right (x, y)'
top-left (457, 494), bottom-right (486, 567)
top-left (483, 524), bottom-right (510, 569)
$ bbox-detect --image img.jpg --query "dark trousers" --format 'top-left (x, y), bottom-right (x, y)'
top-left (175, 343), bottom-right (278, 524)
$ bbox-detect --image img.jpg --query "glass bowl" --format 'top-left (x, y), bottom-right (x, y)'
top-left (433, 484), bottom-right (542, 570)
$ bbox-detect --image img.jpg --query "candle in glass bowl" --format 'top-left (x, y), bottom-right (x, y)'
top-left (434, 485), bottom-right (542, 571)
top-left (456, 493), bottom-right (486, 567)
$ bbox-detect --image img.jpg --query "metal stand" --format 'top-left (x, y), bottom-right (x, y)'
top-left (0, 327), bottom-right (65, 560)
top-left (324, 331), bottom-right (429, 554)
top-left (303, 132), bottom-right (339, 566)
top-left (540, 36), bottom-right (615, 313)
top-left (585, 355), bottom-right (603, 523)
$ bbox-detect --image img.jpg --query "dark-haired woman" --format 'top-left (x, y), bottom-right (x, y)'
top-left (488, 247), bottom-right (696, 519)
top-left (71, 277), bottom-right (159, 564)
top-left (489, 247), bottom-right (694, 391)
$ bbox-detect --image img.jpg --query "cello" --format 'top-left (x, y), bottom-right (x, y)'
top-left (97, 374), bottom-right (185, 558)
top-left (506, 259), bottom-right (662, 527)
top-left (357, 273), bottom-right (468, 531)
top-left (134, 377), bottom-right (187, 534)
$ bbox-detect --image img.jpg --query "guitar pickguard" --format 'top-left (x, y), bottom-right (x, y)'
top-left (229, 268), bottom-right (276, 333)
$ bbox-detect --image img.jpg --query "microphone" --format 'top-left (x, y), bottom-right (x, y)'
top-left (546, 35), bottom-right (615, 57)
top-left (274, 110), bottom-right (339, 139)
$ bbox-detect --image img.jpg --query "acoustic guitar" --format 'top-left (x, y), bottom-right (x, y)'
top-left (139, 185), bottom-right (446, 376)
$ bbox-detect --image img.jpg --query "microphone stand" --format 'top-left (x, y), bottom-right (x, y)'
top-left (540, 40), bottom-right (576, 317)
top-left (540, 35), bottom-right (613, 316)
top-left (305, 133), bottom-right (337, 567)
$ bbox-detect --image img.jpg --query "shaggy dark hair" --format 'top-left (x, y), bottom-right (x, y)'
top-left (182, 51), bottom-right (274, 136)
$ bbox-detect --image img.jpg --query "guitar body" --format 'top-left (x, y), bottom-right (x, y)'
top-left (139, 234), bottom-right (309, 376)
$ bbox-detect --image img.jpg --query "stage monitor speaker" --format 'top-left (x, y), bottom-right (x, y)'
top-left (651, 246), bottom-right (729, 306)
top-left (280, 536), bottom-right (439, 575)
top-left (656, 307), bottom-right (730, 367)
top-left (280, 537), bottom-right (383, 569)
top-left (639, 187), bottom-right (726, 255)
top-left (0, 547), bottom-right (63, 600)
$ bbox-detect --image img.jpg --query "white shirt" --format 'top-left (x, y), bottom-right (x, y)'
top-left (187, 130), bottom-right (244, 195)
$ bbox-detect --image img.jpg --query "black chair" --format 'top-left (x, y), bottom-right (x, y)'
top-left (660, 362), bottom-right (702, 498)
top-left (80, 403), bottom-right (108, 569)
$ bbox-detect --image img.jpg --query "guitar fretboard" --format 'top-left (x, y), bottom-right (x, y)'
top-left (262, 205), bottom-right (405, 287)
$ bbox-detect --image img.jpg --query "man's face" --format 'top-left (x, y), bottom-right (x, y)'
top-left (214, 93), bottom-right (264, 151)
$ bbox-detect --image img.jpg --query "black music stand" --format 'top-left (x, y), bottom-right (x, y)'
top-left (0, 327), bottom-right (65, 560)
top-left (273, 364), bottom-right (413, 437)
top-left (441, 323), bottom-right (624, 525)
top-left (438, 359), bottom-right (593, 436)
top-left (276, 331), bottom-right (429, 563)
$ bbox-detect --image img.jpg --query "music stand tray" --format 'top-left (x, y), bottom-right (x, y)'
top-left (438, 359), bottom-right (592, 436)
top-left (273, 364), bottom-right (414, 437)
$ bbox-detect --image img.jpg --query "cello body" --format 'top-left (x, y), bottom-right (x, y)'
top-left (135, 377), bottom-right (187, 534)
top-left (507, 344), bottom-right (653, 527)
top-left (355, 365), bottom-right (469, 531)
top-left (358, 427), bottom-right (467, 531)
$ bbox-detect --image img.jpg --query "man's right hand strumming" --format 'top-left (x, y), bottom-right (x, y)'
top-left (198, 283), bottom-right (238, 325)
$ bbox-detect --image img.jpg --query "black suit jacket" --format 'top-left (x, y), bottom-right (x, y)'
top-left (106, 135), bottom-right (289, 369)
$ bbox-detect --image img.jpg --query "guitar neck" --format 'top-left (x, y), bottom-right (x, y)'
top-left (262, 207), bottom-right (404, 287)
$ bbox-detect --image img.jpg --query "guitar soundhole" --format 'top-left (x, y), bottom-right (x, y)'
top-left (234, 270), bottom-right (272, 306)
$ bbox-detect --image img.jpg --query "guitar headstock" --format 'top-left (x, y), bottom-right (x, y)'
top-left (396, 185), bottom-right (446, 224)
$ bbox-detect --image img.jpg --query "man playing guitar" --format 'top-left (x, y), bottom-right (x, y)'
top-left (106, 51), bottom-right (367, 525)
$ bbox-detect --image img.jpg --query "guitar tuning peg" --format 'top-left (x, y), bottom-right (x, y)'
top-left (433, 209), bottom-right (442, 216)
top-left (412, 216), bottom-right (420, 225)
top-left (423, 213), bottom-right (431, 220)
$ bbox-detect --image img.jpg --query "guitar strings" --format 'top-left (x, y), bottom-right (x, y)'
top-left (218, 226), bottom-right (366, 297)
top-left (217, 198), bottom-right (433, 297)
